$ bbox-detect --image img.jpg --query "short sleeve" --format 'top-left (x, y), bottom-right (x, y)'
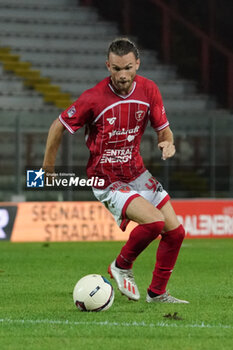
top-left (149, 82), bottom-right (169, 132)
top-left (59, 91), bottom-right (93, 134)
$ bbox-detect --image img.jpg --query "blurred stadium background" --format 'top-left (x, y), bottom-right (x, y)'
top-left (1, 3), bottom-right (233, 347)
top-left (0, 0), bottom-right (232, 203)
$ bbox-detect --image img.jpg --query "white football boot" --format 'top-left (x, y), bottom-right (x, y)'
top-left (146, 291), bottom-right (189, 304)
top-left (108, 260), bottom-right (140, 301)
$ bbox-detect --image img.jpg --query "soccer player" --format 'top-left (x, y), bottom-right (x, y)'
top-left (43, 38), bottom-right (189, 304)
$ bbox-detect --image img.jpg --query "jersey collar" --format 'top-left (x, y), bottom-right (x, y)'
top-left (108, 81), bottom-right (136, 99)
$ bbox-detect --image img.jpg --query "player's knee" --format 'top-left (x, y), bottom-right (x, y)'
top-left (178, 224), bottom-right (185, 241)
top-left (148, 220), bottom-right (165, 237)
top-left (169, 224), bottom-right (185, 243)
top-left (130, 220), bottom-right (165, 241)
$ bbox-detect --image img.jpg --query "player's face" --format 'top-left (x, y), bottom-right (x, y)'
top-left (106, 52), bottom-right (140, 95)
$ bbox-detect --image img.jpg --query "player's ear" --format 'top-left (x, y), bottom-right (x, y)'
top-left (106, 60), bottom-right (111, 71)
top-left (136, 58), bottom-right (140, 71)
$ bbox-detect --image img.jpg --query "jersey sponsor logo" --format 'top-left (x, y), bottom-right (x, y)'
top-left (100, 148), bottom-right (133, 164)
top-left (127, 135), bottom-right (135, 142)
top-left (108, 126), bottom-right (140, 143)
top-left (67, 106), bottom-right (76, 118)
top-left (135, 110), bottom-right (145, 121)
top-left (106, 117), bottom-right (117, 125)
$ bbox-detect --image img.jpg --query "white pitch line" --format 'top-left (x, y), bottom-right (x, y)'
top-left (0, 318), bottom-right (232, 330)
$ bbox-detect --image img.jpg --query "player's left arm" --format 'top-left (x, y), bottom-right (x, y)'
top-left (157, 126), bottom-right (176, 160)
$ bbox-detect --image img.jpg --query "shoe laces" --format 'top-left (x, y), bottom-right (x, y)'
top-left (161, 292), bottom-right (178, 303)
top-left (161, 292), bottom-right (171, 301)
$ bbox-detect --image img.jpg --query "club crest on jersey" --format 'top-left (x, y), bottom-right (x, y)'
top-left (107, 117), bottom-right (117, 125)
top-left (119, 185), bottom-right (131, 193)
top-left (135, 110), bottom-right (145, 121)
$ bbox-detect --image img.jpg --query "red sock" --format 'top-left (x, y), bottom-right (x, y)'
top-left (149, 224), bottom-right (185, 295)
top-left (116, 221), bottom-right (164, 269)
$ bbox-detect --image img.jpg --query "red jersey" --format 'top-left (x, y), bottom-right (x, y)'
top-left (59, 75), bottom-right (169, 188)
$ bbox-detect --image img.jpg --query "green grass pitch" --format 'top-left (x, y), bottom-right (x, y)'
top-left (0, 239), bottom-right (233, 350)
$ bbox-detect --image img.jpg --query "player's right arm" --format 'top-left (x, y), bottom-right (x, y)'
top-left (43, 118), bottom-right (66, 173)
top-left (43, 90), bottom-right (93, 173)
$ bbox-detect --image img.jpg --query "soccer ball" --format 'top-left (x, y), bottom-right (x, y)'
top-left (73, 274), bottom-right (114, 312)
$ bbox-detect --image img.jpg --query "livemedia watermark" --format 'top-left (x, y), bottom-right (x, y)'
top-left (26, 168), bottom-right (105, 190)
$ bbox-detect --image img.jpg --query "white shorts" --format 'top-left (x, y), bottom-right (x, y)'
top-left (92, 170), bottom-right (170, 231)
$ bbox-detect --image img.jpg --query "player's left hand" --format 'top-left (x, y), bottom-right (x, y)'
top-left (158, 141), bottom-right (176, 160)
